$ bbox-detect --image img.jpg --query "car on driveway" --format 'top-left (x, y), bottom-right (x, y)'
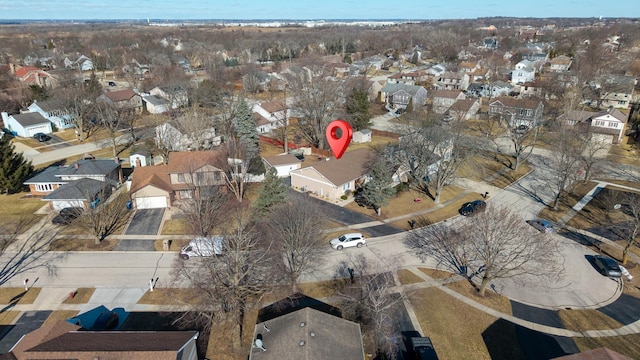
top-left (593, 255), bottom-right (622, 278)
top-left (526, 219), bottom-right (555, 233)
top-left (33, 132), bottom-right (51, 142)
top-left (52, 207), bottom-right (83, 225)
top-left (459, 200), bottom-right (486, 216)
top-left (330, 233), bottom-right (366, 250)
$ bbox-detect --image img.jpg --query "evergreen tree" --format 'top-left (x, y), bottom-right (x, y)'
top-left (345, 85), bottom-right (371, 131)
top-left (362, 156), bottom-right (395, 216)
top-left (233, 99), bottom-right (259, 159)
top-left (253, 167), bottom-right (288, 220)
top-left (0, 136), bottom-right (33, 194)
top-left (28, 84), bottom-right (50, 102)
top-left (85, 71), bottom-right (103, 98)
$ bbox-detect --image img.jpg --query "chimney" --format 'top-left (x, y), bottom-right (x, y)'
top-left (75, 163), bottom-right (79, 169)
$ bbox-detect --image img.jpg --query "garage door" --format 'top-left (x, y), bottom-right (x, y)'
top-left (135, 196), bottom-right (167, 209)
top-left (52, 200), bottom-right (83, 211)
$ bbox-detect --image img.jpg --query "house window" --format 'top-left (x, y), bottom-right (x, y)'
top-left (177, 173), bottom-right (185, 182)
top-left (35, 183), bottom-right (53, 192)
top-left (526, 110), bottom-right (533, 116)
top-left (595, 120), bottom-right (605, 126)
top-left (568, 120), bottom-right (577, 125)
top-left (618, 101), bottom-right (626, 105)
top-left (608, 122), bottom-right (619, 128)
top-left (343, 183), bottom-right (351, 191)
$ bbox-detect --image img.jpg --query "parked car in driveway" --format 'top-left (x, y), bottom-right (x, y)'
top-left (593, 255), bottom-right (622, 278)
top-left (52, 207), bottom-right (83, 225)
top-left (330, 233), bottom-right (366, 250)
top-left (526, 219), bottom-right (555, 233)
top-left (33, 132), bottom-right (51, 142)
top-left (459, 200), bottom-right (486, 216)
top-left (180, 236), bottom-right (224, 259)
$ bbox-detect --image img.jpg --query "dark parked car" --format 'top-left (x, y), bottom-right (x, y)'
top-left (459, 200), bottom-right (486, 216)
top-left (526, 219), bottom-right (555, 233)
top-left (108, 81), bottom-right (117, 86)
top-left (33, 132), bottom-right (51, 142)
top-left (52, 207), bottom-right (83, 225)
top-left (402, 331), bottom-right (439, 360)
top-left (593, 255), bottom-right (622, 278)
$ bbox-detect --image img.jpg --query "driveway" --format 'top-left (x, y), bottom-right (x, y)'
top-left (115, 208), bottom-right (165, 251)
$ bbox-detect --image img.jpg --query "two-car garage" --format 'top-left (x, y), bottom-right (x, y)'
top-left (134, 195), bottom-right (168, 209)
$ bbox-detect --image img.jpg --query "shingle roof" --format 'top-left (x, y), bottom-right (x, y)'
top-left (449, 99), bottom-right (478, 113)
top-left (43, 178), bottom-right (109, 201)
top-left (298, 148), bottom-right (373, 186)
top-left (259, 100), bottom-right (287, 114)
top-left (23, 166), bottom-right (67, 184)
top-left (14, 66), bottom-right (39, 77)
top-left (167, 150), bottom-right (223, 174)
top-left (104, 89), bottom-right (138, 102)
top-left (381, 83), bottom-right (425, 96)
top-left (263, 153), bottom-right (302, 167)
top-left (28, 331), bottom-right (198, 353)
top-left (434, 90), bottom-right (463, 99)
top-left (130, 165), bottom-right (172, 194)
top-left (10, 112), bottom-right (49, 127)
top-left (33, 99), bottom-right (65, 112)
top-left (489, 97), bottom-right (542, 110)
top-left (57, 159), bottom-right (120, 178)
top-left (143, 95), bottom-right (169, 106)
top-left (251, 307), bottom-right (363, 360)
top-left (253, 112), bottom-right (271, 127)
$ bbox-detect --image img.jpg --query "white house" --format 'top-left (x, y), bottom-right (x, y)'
top-left (149, 86), bottom-right (188, 109)
top-left (252, 100), bottom-right (289, 133)
top-left (550, 55), bottom-right (572, 72)
top-left (1, 111), bottom-right (52, 137)
top-left (262, 153), bottom-right (303, 177)
top-left (129, 149), bottom-right (153, 168)
top-left (27, 100), bottom-right (75, 129)
top-left (155, 122), bottom-right (220, 152)
top-left (562, 107), bottom-right (628, 144)
top-left (511, 60), bottom-right (536, 85)
top-left (64, 55), bottom-right (94, 72)
top-left (142, 95), bottom-right (170, 114)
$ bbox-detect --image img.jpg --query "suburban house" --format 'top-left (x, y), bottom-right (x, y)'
top-left (352, 129), bottom-right (372, 143)
top-left (483, 37), bottom-right (499, 50)
top-left (249, 303), bottom-right (363, 360)
top-left (426, 63), bottom-right (447, 77)
top-left (8, 320), bottom-right (199, 360)
top-left (367, 80), bottom-right (384, 102)
top-left (290, 148), bottom-right (374, 201)
top-left (1, 111), bottom-right (52, 137)
top-left (488, 97), bottom-right (544, 128)
top-left (327, 62), bottom-right (350, 78)
top-left (27, 100), bottom-right (75, 129)
top-left (561, 107), bottom-right (628, 144)
top-left (243, 71), bottom-right (273, 92)
top-left (435, 72), bottom-right (470, 91)
top-left (584, 74), bottom-right (637, 110)
top-left (262, 153), bottom-right (303, 177)
top-left (97, 89), bottom-right (143, 112)
top-left (253, 100), bottom-right (289, 133)
top-left (511, 60), bottom-right (536, 85)
top-left (64, 54), bottom-right (94, 71)
top-left (380, 83), bottom-right (427, 112)
top-left (446, 98), bottom-right (481, 121)
top-left (23, 158), bottom-right (122, 210)
top-left (149, 86), bottom-right (189, 109)
top-left (433, 90), bottom-right (466, 114)
top-left (129, 150), bottom-right (228, 209)
top-left (550, 55), bottom-right (572, 72)
top-left (13, 65), bottom-right (55, 87)
top-left (155, 122), bottom-right (220, 152)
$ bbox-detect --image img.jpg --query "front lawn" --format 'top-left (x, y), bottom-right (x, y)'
top-left (0, 193), bottom-right (47, 230)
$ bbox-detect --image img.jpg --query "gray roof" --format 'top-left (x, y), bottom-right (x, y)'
top-left (251, 307), bottom-right (363, 360)
top-left (262, 153), bottom-right (302, 167)
top-left (11, 112), bottom-right (49, 127)
top-left (43, 178), bottom-right (108, 201)
top-left (56, 159), bottom-right (120, 178)
top-left (381, 83), bottom-right (425, 96)
top-left (32, 99), bottom-right (65, 112)
top-left (143, 95), bottom-right (169, 106)
top-left (23, 166), bottom-right (67, 184)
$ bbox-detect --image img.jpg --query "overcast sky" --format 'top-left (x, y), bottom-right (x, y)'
top-left (1, 0), bottom-right (638, 20)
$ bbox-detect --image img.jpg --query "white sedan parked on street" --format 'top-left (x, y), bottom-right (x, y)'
top-left (330, 233), bottom-right (366, 250)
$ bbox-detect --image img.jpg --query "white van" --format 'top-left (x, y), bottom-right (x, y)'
top-left (180, 236), bottom-right (224, 259)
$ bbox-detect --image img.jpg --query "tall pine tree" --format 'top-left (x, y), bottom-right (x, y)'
top-left (253, 167), bottom-right (288, 220)
top-left (0, 136), bottom-right (33, 194)
top-left (233, 99), bottom-right (259, 159)
top-left (345, 85), bottom-right (371, 131)
top-left (362, 155), bottom-right (395, 216)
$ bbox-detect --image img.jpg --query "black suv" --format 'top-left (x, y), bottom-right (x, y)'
top-left (52, 207), bottom-right (83, 225)
top-left (33, 132), bottom-right (51, 142)
top-left (459, 200), bottom-right (487, 216)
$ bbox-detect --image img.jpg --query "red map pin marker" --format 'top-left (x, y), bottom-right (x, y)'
top-left (326, 120), bottom-right (353, 159)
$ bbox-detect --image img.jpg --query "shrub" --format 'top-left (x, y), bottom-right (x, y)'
top-left (340, 195), bottom-right (348, 200)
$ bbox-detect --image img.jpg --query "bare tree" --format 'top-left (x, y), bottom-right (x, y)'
top-left (180, 185), bottom-right (230, 237)
top-left (334, 254), bottom-right (403, 359)
top-left (172, 206), bottom-right (276, 349)
top-left (548, 127), bottom-right (583, 209)
top-left (288, 68), bottom-right (342, 149)
top-left (77, 190), bottom-right (131, 245)
top-left (0, 219), bottom-right (61, 287)
top-left (602, 190), bottom-right (640, 265)
top-left (263, 193), bottom-right (328, 292)
top-left (406, 205), bottom-right (562, 296)
top-left (217, 139), bottom-right (252, 202)
top-left (504, 124), bottom-right (539, 171)
top-left (94, 102), bottom-right (129, 157)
